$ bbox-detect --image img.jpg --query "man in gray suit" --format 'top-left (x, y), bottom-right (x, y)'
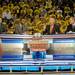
top-left (14, 19), bottom-right (28, 34)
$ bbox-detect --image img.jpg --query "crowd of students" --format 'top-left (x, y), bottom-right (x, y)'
top-left (0, 0), bottom-right (75, 34)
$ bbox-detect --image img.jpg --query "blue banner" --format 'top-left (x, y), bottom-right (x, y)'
top-left (53, 38), bottom-right (75, 43)
top-left (2, 39), bottom-right (27, 43)
top-left (53, 55), bottom-right (75, 60)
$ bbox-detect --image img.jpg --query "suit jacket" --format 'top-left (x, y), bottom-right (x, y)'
top-left (14, 24), bottom-right (28, 34)
top-left (0, 23), bottom-right (7, 34)
top-left (65, 24), bottom-right (75, 33)
top-left (43, 24), bottom-right (60, 35)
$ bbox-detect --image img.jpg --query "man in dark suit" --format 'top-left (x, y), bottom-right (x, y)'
top-left (65, 17), bottom-right (75, 33)
top-left (43, 17), bottom-right (60, 35)
top-left (0, 18), bottom-right (7, 34)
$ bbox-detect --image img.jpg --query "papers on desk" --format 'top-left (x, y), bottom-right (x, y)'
top-left (67, 31), bottom-right (75, 34)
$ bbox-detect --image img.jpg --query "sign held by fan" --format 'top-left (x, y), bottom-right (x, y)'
top-left (29, 40), bottom-right (48, 51)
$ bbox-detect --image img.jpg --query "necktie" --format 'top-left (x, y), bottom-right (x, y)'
top-left (50, 25), bottom-right (54, 34)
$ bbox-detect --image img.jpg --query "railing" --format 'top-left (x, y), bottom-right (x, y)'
top-left (0, 60), bottom-right (75, 73)
top-left (0, 34), bottom-right (75, 39)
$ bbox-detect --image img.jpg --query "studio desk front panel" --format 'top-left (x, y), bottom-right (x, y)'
top-left (0, 34), bottom-right (75, 60)
top-left (0, 34), bottom-right (75, 73)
